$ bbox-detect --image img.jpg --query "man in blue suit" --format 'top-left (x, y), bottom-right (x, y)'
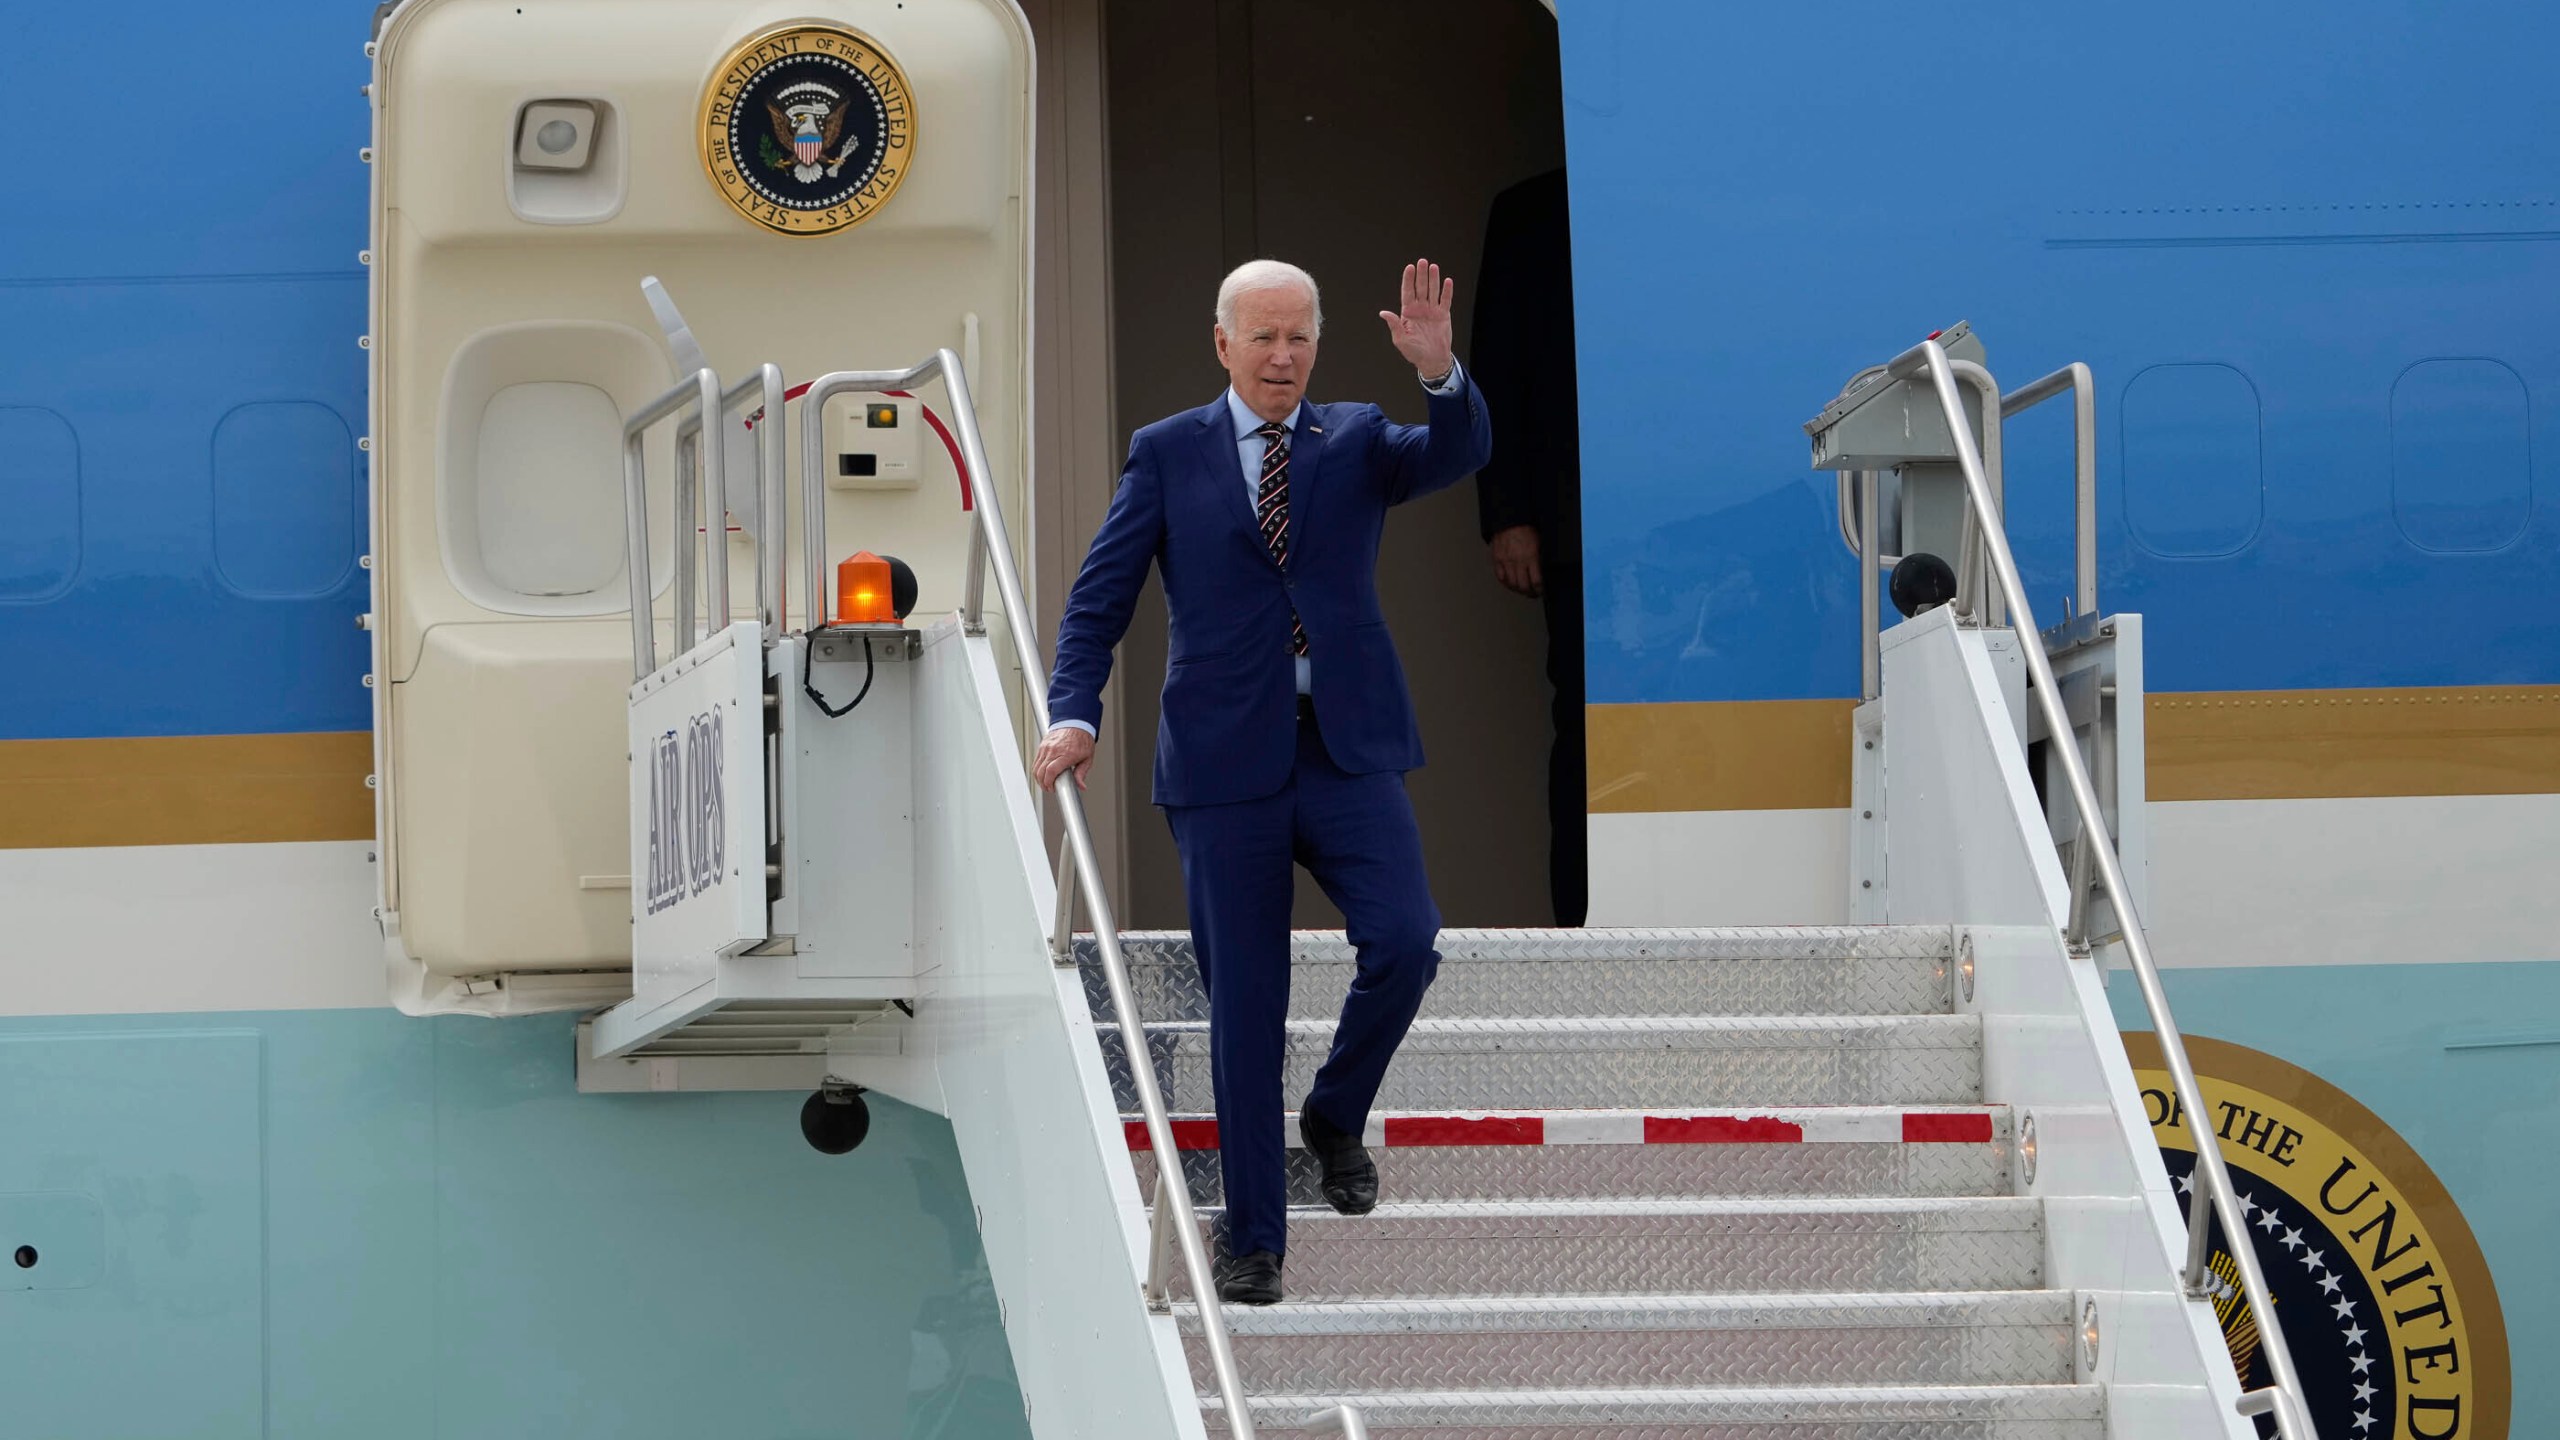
top-left (1035, 257), bottom-right (1491, 1304)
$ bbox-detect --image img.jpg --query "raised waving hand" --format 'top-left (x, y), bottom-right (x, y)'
top-left (1377, 257), bottom-right (1456, 381)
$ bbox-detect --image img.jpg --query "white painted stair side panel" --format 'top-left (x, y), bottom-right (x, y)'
top-left (825, 616), bottom-right (1201, 1440)
top-left (1878, 606), bottom-right (2252, 1437)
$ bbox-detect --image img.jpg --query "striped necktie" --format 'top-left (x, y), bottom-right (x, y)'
top-left (1254, 421), bottom-right (1309, 657)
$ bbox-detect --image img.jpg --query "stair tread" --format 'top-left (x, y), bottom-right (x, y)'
top-left (1214, 1384), bottom-right (2110, 1421)
top-left (1138, 1015), bottom-right (1979, 1041)
top-left (1173, 1289), bottom-right (2076, 1332)
top-left (1104, 925), bottom-right (1957, 961)
top-left (1274, 1196), bottom-right (2040, 1223)
top-left (1110, 1023), bottom-right (1981, 1110)
top-left (1134, 1104), bottom-right (2005, 1129)
top-left (1146, 1104), bottom-right (2008, 1116)
top-left (1087, 928), bottom-right (1957, 1021)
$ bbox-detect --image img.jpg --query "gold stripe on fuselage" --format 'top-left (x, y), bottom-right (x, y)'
top-left (0, 732), bottom-right (373, 849)
top-left (1590, 685), bottom-right (2560, 813)
top-left (3, 684), bottom-right (2555, 846)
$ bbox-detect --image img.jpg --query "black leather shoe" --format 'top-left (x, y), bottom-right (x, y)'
top-left (1298, 1108), bottom-right (1379, 1215)
top-left (1213, 1248), bottom-right (1284, 1305)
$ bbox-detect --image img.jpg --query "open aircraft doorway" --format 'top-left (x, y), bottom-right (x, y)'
top-left (1095, 0), bottom-right (1582, 931)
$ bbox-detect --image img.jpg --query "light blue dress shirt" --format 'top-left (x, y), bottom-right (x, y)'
top-left (1053, 362), bottom-right (1465, 740)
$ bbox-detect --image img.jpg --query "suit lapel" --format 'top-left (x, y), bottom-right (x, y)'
top-left (1280, 401), bottom-right (1327, 571)
top-left (1195, 399), bottom-right (1271, 566)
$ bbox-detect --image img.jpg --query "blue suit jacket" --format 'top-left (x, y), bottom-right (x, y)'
top-left (1049, 377), bottom-right (1493, 807)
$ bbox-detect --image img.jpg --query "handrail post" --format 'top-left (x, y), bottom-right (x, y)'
top-left (620, 367), bottom-right (723, 681)
top-left (2065, 816), bottom-right (2096, 950)
top-left (1889, 338), bottom-right (2320, 1440)
top-left (755, 363), bottom-right (786, 636)
top-left (697, 368), bottom-right (729, 635)
top-left (680, 370), bottom-right (784, 644)
top-left (1295, 1404), bottom-right (1370, 1439)
top-left (1998, 362), bottom-right (2100, 622)
top-left (674, 436), bottom-right (698, 656)
top-left (622, 430), bottom-right (656, 679)
top-left (2183, 1170), bottom-right (2217, 1293)
top-left (1858, 468), bottom-right (1880, 701)
top-left (800, 380), bottom-right (831, 633)
top-left (1144, 1169), bottom-right (1182, 1304)
top-left (1051, 830), bottom-right (1079, 965)
top-left (2069, 361), bottom-right (2097, 619)
top-left (1948, 359), bottom-right (2003, 628)
top-left (944, 353), bottom-right (995, 638)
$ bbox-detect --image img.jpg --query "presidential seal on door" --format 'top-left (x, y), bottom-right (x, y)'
top-left (699, 23), bottom-right (917, 236)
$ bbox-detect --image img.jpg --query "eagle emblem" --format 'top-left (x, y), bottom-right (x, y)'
top-left (700, 22), bottom-right (916, 236)
top-left (763, 81), bottom-right (860, 183)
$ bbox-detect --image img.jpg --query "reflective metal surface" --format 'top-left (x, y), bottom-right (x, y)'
top-left (1177, 1197), bottom-right (2045, 1300)
top-left (1177, 1291), bottom-right (2076, 1391)
top-left (1208, 1384), bottom-right (2108, 1436)
top-left (1081, 927), bottom-right (1955, 1023)
top-left (1101, 1015), bottom-right (1984, 1113)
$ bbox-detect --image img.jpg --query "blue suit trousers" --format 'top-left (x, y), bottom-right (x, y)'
top-left (1163, 717), bottom-right (1442, 1259)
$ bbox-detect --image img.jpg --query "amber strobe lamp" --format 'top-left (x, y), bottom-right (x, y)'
top-left (833, 551), bottom-right (920, 625)
top-left (835, 551), bottom-right (893, 624)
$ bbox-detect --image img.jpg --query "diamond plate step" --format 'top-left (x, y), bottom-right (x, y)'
top-left (1205, 1384), bottom-right (2109, 1437)
top-left (1174, 1291), bottom-right (2077, 1391)
top-left (1078, 927), bottom-right (1956, 1023)
top-left (1170, 1197), bottom-right (2045, 1300)
top-left (1131, 1107), bottom-right (2013, 1203)
top-left (1101, 1016), bottom-right (1983, 1113)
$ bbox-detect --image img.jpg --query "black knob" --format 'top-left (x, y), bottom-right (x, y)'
top-left (12, 1245), bottom-right (35, 1269)
top-left (877, 555), bottom-right (920, 619)
top-left (800, 1087), bottom-right (872, 1155)
top-left (1890, 552), bottom-right (1960, 618)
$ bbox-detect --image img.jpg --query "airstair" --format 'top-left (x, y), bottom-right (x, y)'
top-left (556, 327), bottom-right (2313, 1440)
top-left (1028, 330), bottom-right (2319, 1439)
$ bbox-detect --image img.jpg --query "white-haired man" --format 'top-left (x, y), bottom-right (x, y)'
top-left (1035, 258), bottom-right (1491, 1303)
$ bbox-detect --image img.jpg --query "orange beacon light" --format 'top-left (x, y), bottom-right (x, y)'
top-left (835, 551), bottom-right (895, 625)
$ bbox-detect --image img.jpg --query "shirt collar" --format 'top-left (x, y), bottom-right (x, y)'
top-left (1224, 387), bottom-right (1302, 440)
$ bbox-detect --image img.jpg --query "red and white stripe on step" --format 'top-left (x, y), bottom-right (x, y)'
top-left (1123, 1108), bottom-right (2002, 1153)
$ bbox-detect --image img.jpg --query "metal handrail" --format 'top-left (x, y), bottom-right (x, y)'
top-left (1945, 358), bottom-right (2004, 629)
top-left (795, 351), bottom-right (1278, 1440)
top-left (2000, 362), bottom-right (2097, 620)
top-left (1884, 338), bottom-right (2320, 1440)
top-left (620, 367), bottom-right (722, 679)
top-left (677, 364), bottom-right (789, 636)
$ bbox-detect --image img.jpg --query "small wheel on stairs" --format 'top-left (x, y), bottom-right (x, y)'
top-left (800, 1084), bottom-right (872, 1155)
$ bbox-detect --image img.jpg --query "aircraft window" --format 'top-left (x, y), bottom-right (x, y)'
top-left (473, 382), bottom-right (626, 600)
top-left (2392, 359), bottom-right (2531, 554)
top-left (213, 401), bottom-right (356, 599)
top-left (2122, 363), bottom-right (2264, 559)
top-left (0, 407), bottom-right (79, 602)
